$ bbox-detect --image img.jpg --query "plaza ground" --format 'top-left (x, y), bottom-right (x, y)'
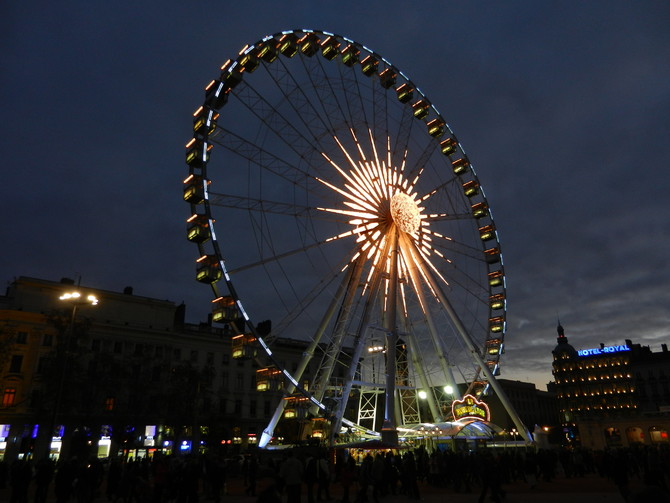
top-left (2, 466), bottom-right (668, 502)
top-left (225, 470), bottom-right (662, 503)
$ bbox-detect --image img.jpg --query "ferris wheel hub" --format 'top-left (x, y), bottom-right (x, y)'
top-left (390, 192), bottom-right (421, 235)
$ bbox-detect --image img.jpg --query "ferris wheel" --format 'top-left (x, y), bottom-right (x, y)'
top-left (184, 29), bottom-right (525, 447)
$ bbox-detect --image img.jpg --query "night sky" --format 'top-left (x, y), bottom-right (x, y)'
top-left (3, 2), bottom-right (669, 390)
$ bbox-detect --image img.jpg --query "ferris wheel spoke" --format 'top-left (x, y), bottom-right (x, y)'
top-left (263, 53), bottom-right (342, 145)
top-left (210, 128), bottom-right (317, 189)
top-left (207, 192), bottom-right (346, 223)
top-left (228, 228), bottom-right (353, 275)
top-left (336, 57), bottom-right (371, 135)
top-left (405, 235), bottom-right (488, 360)
top-left (269, 255), bottom-right (354, 342)
top-left (297, 50), bottom-right (350, 135)
top-left (405, 135), bottom-right (440, 183)
top-left (229, 82), bottom-right (334, 182)
top-left (371, 64), bottom-right (389, 150)
top-left (391, 101), bottom-right (415, 165)
top-left (418, 175), bottom-right (463, 205)
top-left (427, 234), bottom-right (490, 263)
top-left (397, 237), bottom-right (461, 401)
top-left (422, 212), bottom-right (473, 222)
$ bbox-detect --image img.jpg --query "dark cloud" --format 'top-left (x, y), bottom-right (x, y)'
top-left (2, 1), bottom-right (669, 390)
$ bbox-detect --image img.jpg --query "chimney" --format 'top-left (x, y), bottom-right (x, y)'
top-left (123, 286), bottom-right (133, 295)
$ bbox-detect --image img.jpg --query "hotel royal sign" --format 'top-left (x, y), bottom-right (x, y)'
top-left (451, 394), bottom-right (490, 422)
top-left (577, 344), bottom-right (630, 357)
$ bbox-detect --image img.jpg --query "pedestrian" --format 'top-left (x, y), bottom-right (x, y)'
top-left (9, 459), bottom-right (32, 503)
top-left (338, 456), bottom-right (357, 503)
top-left (54, 458), bottom-right (78, 503)
top-left (304, 455), bottom-right (317, 503)
top-left (478, 452), bottom-right (504, 503)
top-left (279, 449), bottom-right (304, 503)
top-left (316, 453), bottom-right (331, 501)
top-left (34, 458), bottom-right (55, 503)
top-left (244, 454), bottom-right (257, 497)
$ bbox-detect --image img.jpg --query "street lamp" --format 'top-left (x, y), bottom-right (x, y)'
top-left (44, 290), bottom-right (98, 459)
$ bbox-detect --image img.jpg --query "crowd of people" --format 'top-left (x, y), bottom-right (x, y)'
top-left (255, 444), bottom-right (670, 503)
top-left (0, 443), bottom-right (668, 503)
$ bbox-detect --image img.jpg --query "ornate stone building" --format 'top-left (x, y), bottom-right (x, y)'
top-left (551, 323), bottom-right (670, 448)
top-left (0, 276), bottom-right (314, 460)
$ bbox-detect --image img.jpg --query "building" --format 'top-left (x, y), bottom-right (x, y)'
top-left (484, 379), bottom-right (558, 437)
top-left (0, 276), bottom-right (316, 460)
top-left (551, 322), bottom-right (670, 448)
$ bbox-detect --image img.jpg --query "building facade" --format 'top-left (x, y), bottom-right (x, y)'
top-left (551, 323), bottom-right (670, 449)
top-left (0, 276), bottom-right (316, 461)
top-left (484, 379), bottom-right (558, 437)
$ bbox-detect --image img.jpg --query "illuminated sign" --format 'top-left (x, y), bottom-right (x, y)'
top-left (577, 344), bottom-right (630, 357)
top-left (451, 394), bottom-right (490, 422)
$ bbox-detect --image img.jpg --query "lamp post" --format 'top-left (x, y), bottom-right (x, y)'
top-left (41, 290), bottom-right (98, 460)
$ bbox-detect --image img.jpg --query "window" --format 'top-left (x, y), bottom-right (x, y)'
top-left (222, 353), bottom-right (230, 365)
top-left (264, 400), bottom-right (271, 416)
top-left (237, 373), bottom-right (244, 388)
top-left (114, 341), bottom-right (123, 354)
top-left (234, 399), bottom-right (242, 414)
top-left (219, 399), bottom-right (227, 414)
top-left (92, 339), bottom-right (101, 352)
top-left (42, 334), bottom-right (53, 347)
top-left (249, 400), bottom-right (257, 417)
top-left (9, 355), bottom-right (23, 373)
top-left (190, 350), bottom-right (198, 363)
top-left (2, 389), bottom-right (16, 407)
top-left (155, 346), bottom-right (164, 358)
top-left (221, 373), bottom-right (229, 389)
top-left (207, 352), bottom-right (214, 366)
top-left (30, 390), bottom-right (41, 408)
top-left (16, 332), bottom-right (27, 344)
top-left (37, 357), bottom-right (49, 374)
top-left (105, 397), bottom-right (115, 411)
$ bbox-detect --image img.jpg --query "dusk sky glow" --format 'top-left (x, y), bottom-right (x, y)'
top-left (3, 2), bottom-right (669, 390)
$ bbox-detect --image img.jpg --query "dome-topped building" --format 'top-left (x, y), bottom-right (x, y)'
top-left (549, 321), bottom-right (670, 449)
top-left (552, 322), bottom-right (578, 360)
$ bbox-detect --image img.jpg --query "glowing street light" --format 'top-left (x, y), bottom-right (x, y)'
top-left (46, 289), bottom-right (99, 459)
top-left (59, 291), bottom-right (99, 305)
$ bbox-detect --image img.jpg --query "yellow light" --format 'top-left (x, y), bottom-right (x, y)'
top-left (60, 291), bottom-right (98, 306)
